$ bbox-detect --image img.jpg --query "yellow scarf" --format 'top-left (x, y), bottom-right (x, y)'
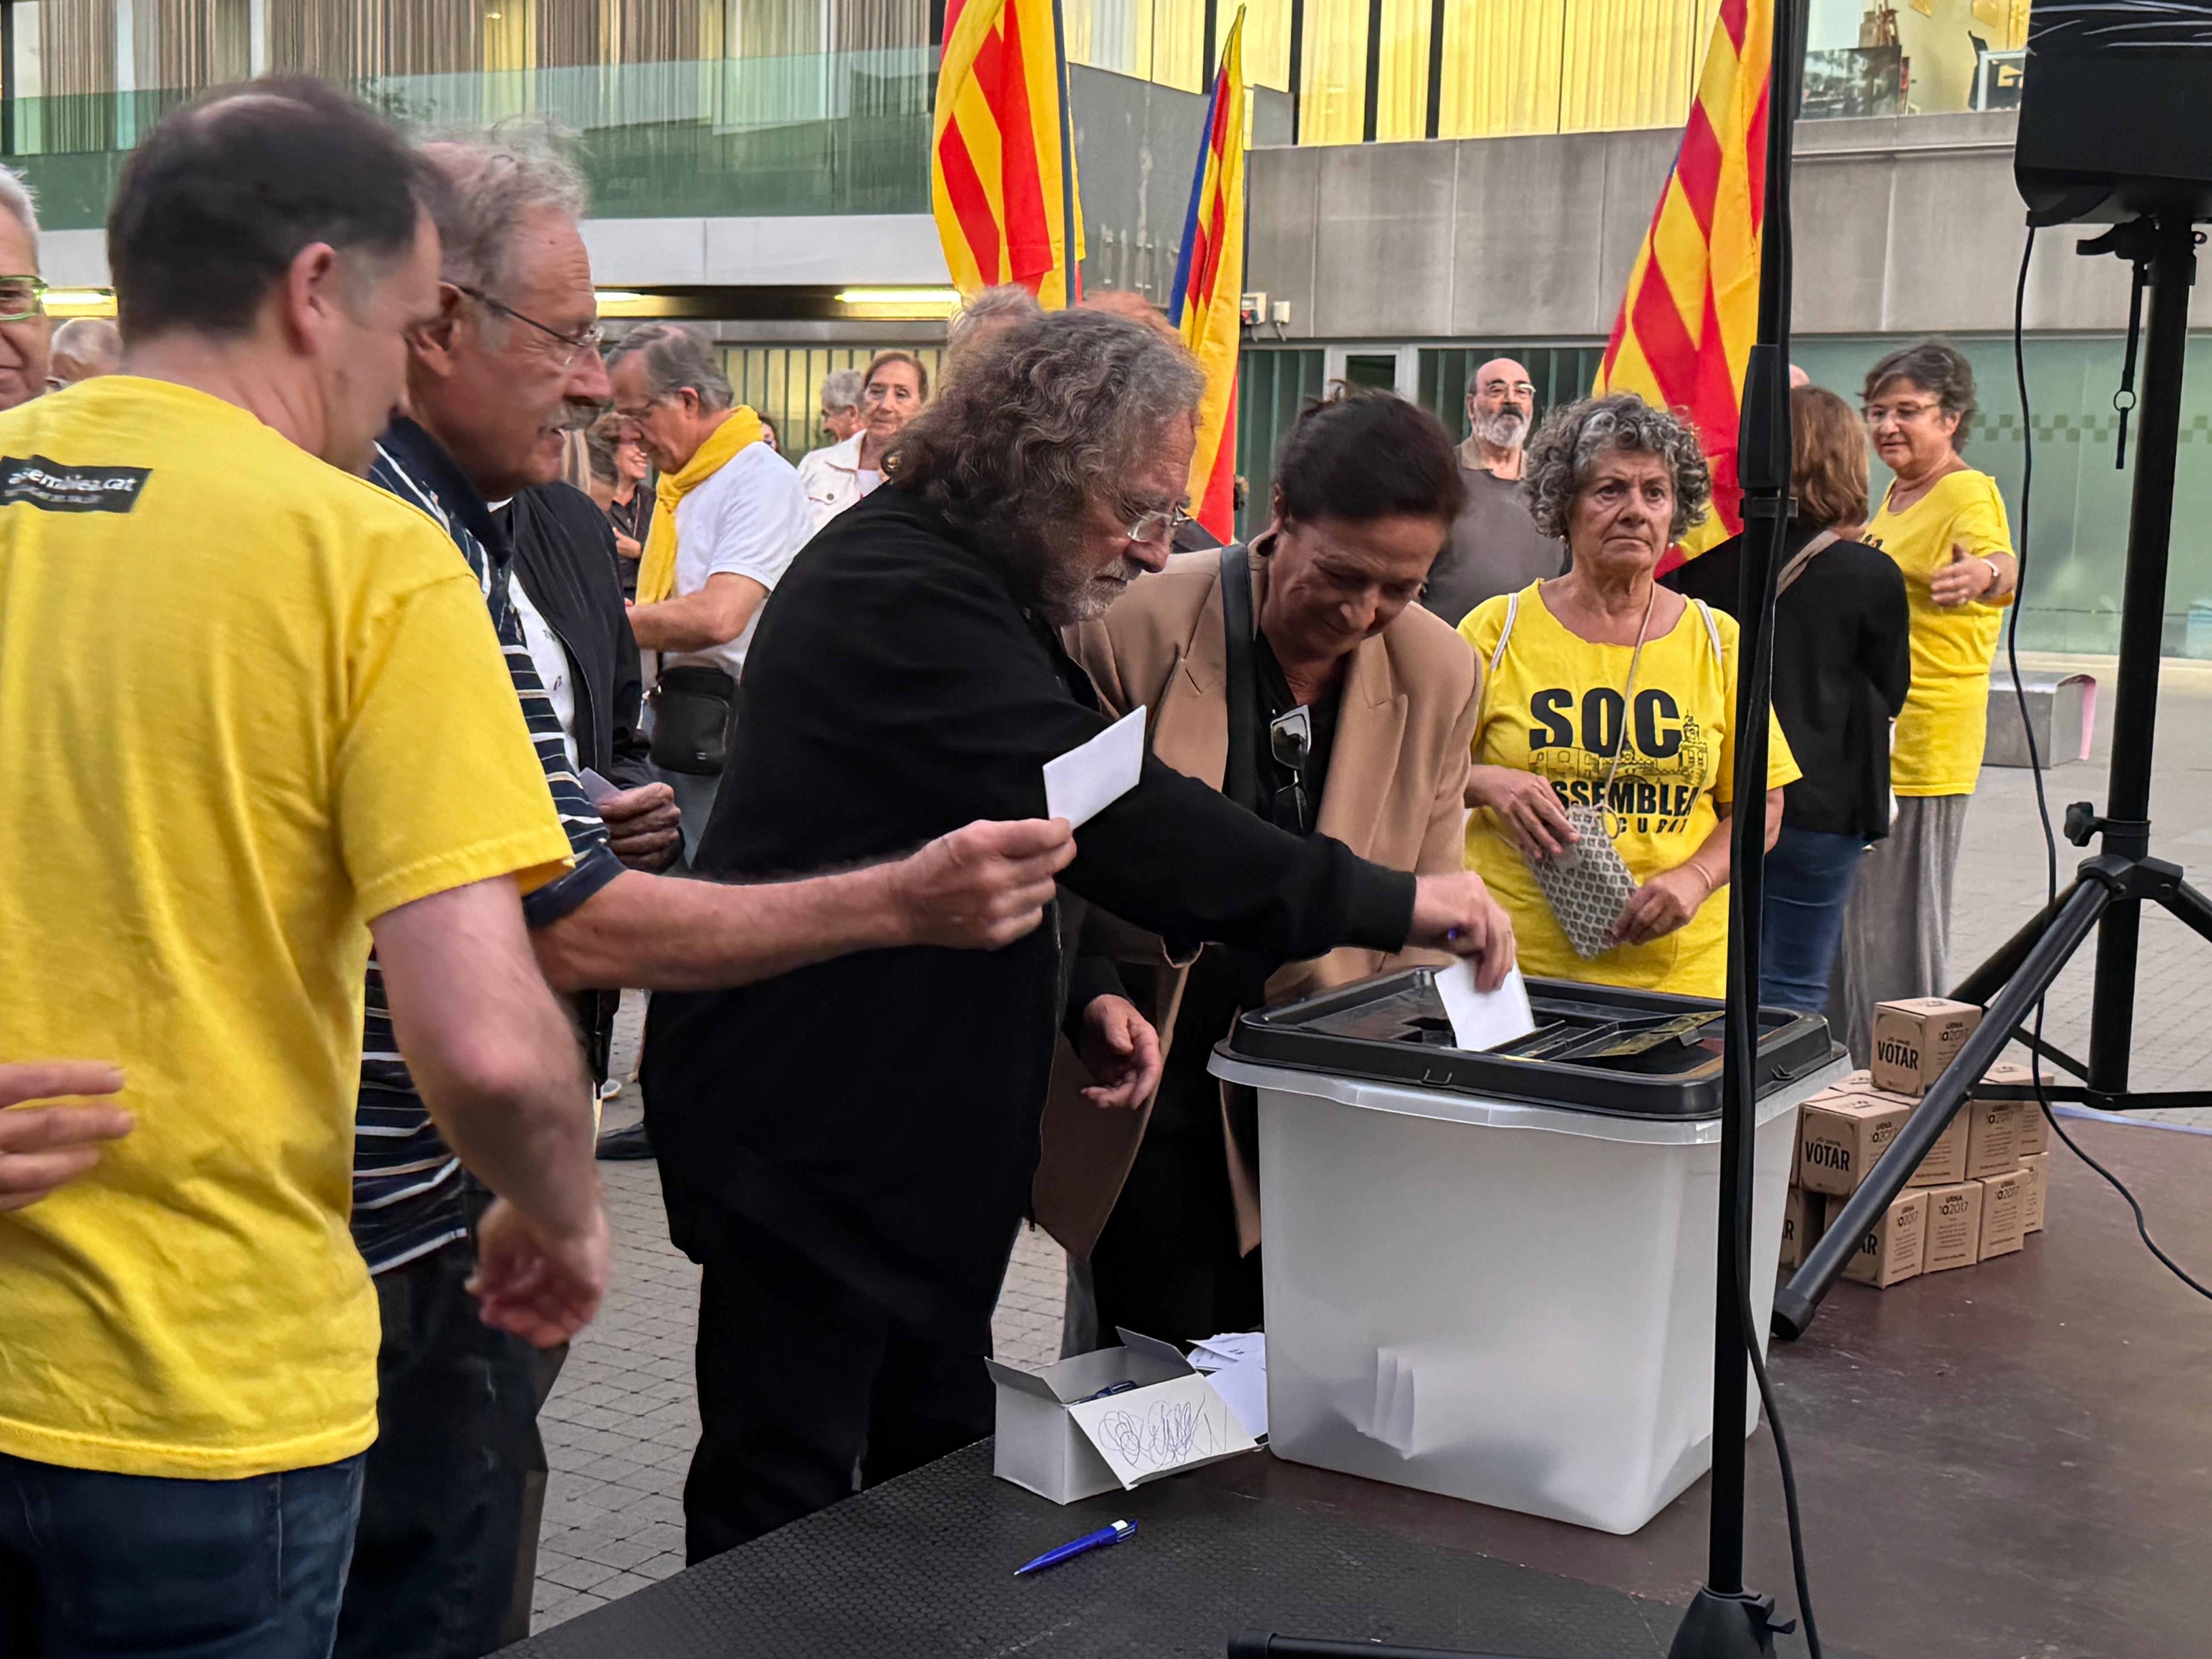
top-left (635, 406), bottom-right (765, 606)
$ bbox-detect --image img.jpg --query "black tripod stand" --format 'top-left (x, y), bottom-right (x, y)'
top-left (1774, 207), bottom-right (2212, 1339)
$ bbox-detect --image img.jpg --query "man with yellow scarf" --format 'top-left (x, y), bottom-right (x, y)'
top-left (610, 323), bottom-right (814, 859)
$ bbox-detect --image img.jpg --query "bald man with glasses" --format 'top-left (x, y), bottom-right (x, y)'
top-left (1420, 355), bottom-right (1566, 628)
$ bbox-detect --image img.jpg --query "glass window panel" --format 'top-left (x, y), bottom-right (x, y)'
top-left (1150, 0), bottom-right (1203, 89)
top-left (1297, 0), bottom-right (1365, 144)
top-left (1557, 0), bottom-right (1703, 133)
top-left (1438, 0), bottom-right (1564, 138)
top-left (1067, 0), bottom-right (1148, 76)
top-left (1372, 0), bottom-right (1430, 140)
top-left (1238, 0), bottom-right (1292, 90)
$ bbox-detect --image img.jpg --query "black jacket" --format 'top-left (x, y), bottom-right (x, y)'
top-left (1667, 523), bottom-right (1911, 840)
top-left (640, 486), bottom-right (1414, 1339)
top-left (505, 483), bottom-right (653, 790)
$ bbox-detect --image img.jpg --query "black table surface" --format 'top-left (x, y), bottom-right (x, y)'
top-left (504, 1116), bottom-right (2212, 1659)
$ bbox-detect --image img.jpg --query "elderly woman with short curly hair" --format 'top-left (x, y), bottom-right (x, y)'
top-left (1458, 392), bottom-right (1799, 997)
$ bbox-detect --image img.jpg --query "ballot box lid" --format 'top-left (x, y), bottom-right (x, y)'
top-left (1223, 968), bottom-right (1833, 1122)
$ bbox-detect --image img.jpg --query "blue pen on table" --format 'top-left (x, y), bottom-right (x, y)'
top-left (1015, 1518), bottom-right (1138, 1576)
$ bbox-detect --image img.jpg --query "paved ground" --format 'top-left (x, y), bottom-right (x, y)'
top-left (527, 650), bottom-right (2212, 1632)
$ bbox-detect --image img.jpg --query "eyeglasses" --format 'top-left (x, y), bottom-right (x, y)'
top-left (1478, 381), bottom-right (1536, 400)
top-left (452, 283), bottom-right (604, 368)
top-left (0, 275), bottom-right (47, 322)
top-left (1864, 400), bottom-right (1943, 425)
top-left (1124, 502), bottom-right (1193, 546)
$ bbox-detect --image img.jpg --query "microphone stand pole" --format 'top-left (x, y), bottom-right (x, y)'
top-left (1668, 0), bottom-right (1805, 1650)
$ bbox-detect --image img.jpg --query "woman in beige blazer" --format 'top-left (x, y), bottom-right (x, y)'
top-left (1036, 392), bottom-right (1511, 1349)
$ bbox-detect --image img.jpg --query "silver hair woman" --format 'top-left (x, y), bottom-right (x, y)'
top-left (887, 307), bottom-right (1203, 624)
top-left (1458, 391), bottom-right (1797, 997)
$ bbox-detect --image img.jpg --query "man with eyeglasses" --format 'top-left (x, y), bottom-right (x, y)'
top-left (1421, 355), bottom-right (1567, 627)
top-left (607, 321), bottom-right (813, 860)
top-left (641, 309), bottom-right (1516, 1561)
top-left (0, 165), bottom-right (51, 410)
top-left (338, 136), bottom-right (1079, 1659)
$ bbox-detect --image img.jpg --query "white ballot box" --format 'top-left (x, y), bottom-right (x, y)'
top-left (1212, 969), bottom-right (1844, 1535)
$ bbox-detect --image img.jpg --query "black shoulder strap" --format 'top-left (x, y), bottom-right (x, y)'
top-left (1220, 542), bottom-right (1262, 815)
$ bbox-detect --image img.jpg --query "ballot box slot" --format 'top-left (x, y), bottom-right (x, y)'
top-left (1226, 968), bottom-right (1831, 1121)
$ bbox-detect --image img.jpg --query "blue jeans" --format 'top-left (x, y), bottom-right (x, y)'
top-left (1761, 827), bottom-right (1871, 1015)
top-left (0, 1448), bottom-right (363, 1658)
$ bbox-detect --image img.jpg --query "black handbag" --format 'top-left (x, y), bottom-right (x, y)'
top-left (647, 663), bottom-right (737, 775)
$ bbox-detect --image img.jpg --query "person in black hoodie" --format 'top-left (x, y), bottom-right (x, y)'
top-left (642, 308), bottom-right (1517, 1563)
top-left (1665, 384), bottom-right (1910, 1013)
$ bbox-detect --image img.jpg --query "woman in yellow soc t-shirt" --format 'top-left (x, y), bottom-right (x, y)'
top-left (1459, 394), bottom-right (1797, 1000)
top-left (1827, 340), bottom-right (2018, 1064)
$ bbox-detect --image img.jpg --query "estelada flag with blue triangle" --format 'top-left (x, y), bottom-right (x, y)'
top-left (1168, 7), bottom-right (1248, 541)
top-left (1595, 0), bottom-right (1771, 572)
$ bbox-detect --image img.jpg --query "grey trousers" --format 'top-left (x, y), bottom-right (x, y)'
top-left (1826, 794), bottom-right (1972, 1067)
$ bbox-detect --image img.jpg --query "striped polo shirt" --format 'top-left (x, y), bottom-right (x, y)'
top-left (352, 420), bottom-right (624, 1276)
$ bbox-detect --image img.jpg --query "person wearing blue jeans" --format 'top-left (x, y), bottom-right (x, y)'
top-left (0, 1452), bottom-right (364, 1657)
top-left (1667, 386), bottom-right (1911, 1017)
top-left (1761, 828), bottom-right (1872, 1012)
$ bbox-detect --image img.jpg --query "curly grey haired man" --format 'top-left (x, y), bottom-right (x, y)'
top-left (639, 306), bottom-right (1518, 1562)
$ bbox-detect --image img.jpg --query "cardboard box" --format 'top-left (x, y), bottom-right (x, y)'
top-left (1966, 1098), bottom-right (2028, 1179)
top-left (1977, 1170), bottom-right (2027, 1260)
top-left (1781, 1183), bottom-right (1826, 1271)
top-left (985, 1329), bottom-right (1258, 1503)
top-left (1904, 1101), bottom-right (1972, 1187)
top-left (1977, 1061), bottom-right (2056, 1157)
top-left (1872, 998), bottom-right (1984, 1096)
top-left (1922, 1181), bottom-right (1985, 1274)
top-left (1826, 1189), bottom-right (1928, 1287)
top-left (1798, 1093), bottom-right (1914, 1196)
top-left (2021, 1151), bottom-right (2049, 1233)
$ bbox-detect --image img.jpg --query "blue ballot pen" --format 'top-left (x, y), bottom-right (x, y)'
top-left (1014, 1518), bottom-right (1138, 1575)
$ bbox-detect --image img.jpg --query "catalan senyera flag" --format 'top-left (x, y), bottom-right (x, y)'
top-left (1167, 9), bottom-right (1247, 541)
top-left (1594, 0), bottom-right (1772, 571)
top-left (932, 0), bottom-right (1084, 308)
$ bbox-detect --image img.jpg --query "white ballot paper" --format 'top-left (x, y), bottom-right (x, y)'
top-left (1436, 961), bottom-right (1536, 1052)
top-left (1043, 706), bottom-right (1146, 828)
top-left (577, 767), bottom-right (621, 807)
top-left (1065, 1371), bottom-right (1258, 1491)
top-left (1187, 1332), bottom-right (1268, 1440)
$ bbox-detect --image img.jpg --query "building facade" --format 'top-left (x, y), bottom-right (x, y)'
top-left (0, 0), bottom-right (2191, 648)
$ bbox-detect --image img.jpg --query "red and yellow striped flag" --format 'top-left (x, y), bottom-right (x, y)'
top-left (1167, 9), bottom-right (1247, 541)
top-left (932, 0), bottom-right (1084, 308)
top-left (1595, 0), bottom-right (1772, 571)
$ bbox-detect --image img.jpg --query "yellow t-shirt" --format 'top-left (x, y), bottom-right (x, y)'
top-left (0, 378), bottom-right (575, 1480)
top-left (1863, 469), bottom-right (2014, 797)
top-left (1458, 584), bottom-right (1799, 998)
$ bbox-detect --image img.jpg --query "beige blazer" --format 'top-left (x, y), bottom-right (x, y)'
top-left (1033, 545), bottom-right (1481, 1260)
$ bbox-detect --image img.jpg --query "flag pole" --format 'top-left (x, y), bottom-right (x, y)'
top-left (1050, 0), bottom-right (1078, 305)
top-left (1667, 0), bottom-right (1809, 1650)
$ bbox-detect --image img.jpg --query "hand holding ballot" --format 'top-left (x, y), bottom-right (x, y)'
top-left (892, 817), bottom-right (1077, 950)
top-left (1408, 871), bottom-right (1519, 992)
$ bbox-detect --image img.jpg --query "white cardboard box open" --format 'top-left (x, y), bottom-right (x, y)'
top-left (985, 1328), bottom-right (1258, 1504)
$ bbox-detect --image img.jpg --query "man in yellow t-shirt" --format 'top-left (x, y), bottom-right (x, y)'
top-left (0, 86), bottom-right (610, 1659)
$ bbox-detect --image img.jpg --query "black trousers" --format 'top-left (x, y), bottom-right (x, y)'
top-left (334, 1239), bottom-right (541, 1659)
top-left (1088, 1121), bottom-right (1263, 1350)
top-left (672, 1195), bottom-right (995, 1564)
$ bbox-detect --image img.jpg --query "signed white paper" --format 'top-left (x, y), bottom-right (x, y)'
top-left (1066, 1373), bottom-right (1258, 1490)
top-left (1436, 962), bottom-right (1536, 1052)
top-left (1044, 706), bottom-right (1146, 829)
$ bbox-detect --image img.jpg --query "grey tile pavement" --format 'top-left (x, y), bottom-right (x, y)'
top-left (528, 652), bottom-right (2212, 1631)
